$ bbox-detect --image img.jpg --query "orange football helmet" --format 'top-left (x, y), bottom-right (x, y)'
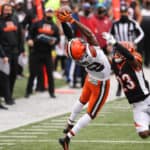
top-left (66, 38), bottom-right (86, 60)
top-left (66, 38), bottom-right (98, 66)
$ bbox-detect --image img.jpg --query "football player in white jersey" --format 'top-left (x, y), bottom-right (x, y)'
top-left (55, 7), bottom-right (111, 150)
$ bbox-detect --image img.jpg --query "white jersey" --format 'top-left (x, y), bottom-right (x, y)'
top-left (85, 46), bottom-right (111, 81)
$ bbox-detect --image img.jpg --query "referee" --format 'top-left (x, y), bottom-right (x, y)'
top-left (110, 3), bottom-right (144, 96)
top-left (111, 4), bottom-right (144, 45)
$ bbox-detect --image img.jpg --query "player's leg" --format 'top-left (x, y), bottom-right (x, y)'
top-left (59, 113), bottom-right (91, 150)
top-left (63, 76), bottom-right (91, 133)
top-left (133, 97), bottom-right (150, 138)
top-left (59, 77), bottom-right (91, 150)
top-left (59, 79), bottom-right (110, 150)
top-left (69, 79), bottom-right (109, 136)
top-left (87, 79), bottom-right (110, 119)
top-left (63, 100), bottom-right (85, 134)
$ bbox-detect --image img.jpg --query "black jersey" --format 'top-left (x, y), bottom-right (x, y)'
top-left (112, 60), bottom-right (150, 104)
top-left (28, 19), bottom-right (60, 53)
top-left (0, 17), bottom-right (24, 57)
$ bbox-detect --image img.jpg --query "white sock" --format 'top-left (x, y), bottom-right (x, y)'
top-left (68, 100), bottom-right (84, 123)
top-left (67, 113), bottom-right (92, 138)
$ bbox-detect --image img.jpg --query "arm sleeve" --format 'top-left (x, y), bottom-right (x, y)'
top-left (114, 43), bottom-right (135, 61)
top-left (61, 22), bottom-right (74, 40)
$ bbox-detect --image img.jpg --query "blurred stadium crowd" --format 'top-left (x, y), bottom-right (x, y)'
top-left (0, 0), bottom-right (150, 108)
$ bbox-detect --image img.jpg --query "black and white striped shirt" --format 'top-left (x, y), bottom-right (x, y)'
top-left (111, 17), bottom-right (144, 44)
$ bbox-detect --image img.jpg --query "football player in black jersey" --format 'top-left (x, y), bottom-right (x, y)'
top-left (103, 32), bottom-right (150, 139)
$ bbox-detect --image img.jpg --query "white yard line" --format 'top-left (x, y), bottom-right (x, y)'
top-left (89, 123), bottom-right (133, 127)
top-left (31, 125), bottom-right (64, 129)
top-left (0, 139), bottom-right (150, 144)
top-left (0, 143), bottom-right (15, 146)
top-left (41, 122), bottom-right (65, 126)
top-left (40, 122), bottom-right (133, 127)
top-left (0, 135), bottom-right (37, 138)
top-left (0, 140), bottom-right (16, 142)
top-left (100, 111), bottom-right (114, 114)
top-left (50, 119), bottom-right (68, 122)
top-left (103, 106), bottom-right (131, 109)
top-left (9, 132), bottom-right (48, 135)
top-left (19, 128), bottom-right (58, 132)
top-left (73, 140), bottom-right (150, 144)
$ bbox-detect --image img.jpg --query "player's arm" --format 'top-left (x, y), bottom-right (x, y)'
top-left (115, 43), bottom-right (142, 69)
top-left (102, 32), bottom-right (134, 60)
top-left (102, 32), bottom-right (142, 69)
top-left (71, 19), bottom-right (98, 46)
top-left (114, 43), bottom-right (135, 61)
top-left (61, 22), bottom-right (74, 40)
top-left (55, 7), bottom-right (98, 46)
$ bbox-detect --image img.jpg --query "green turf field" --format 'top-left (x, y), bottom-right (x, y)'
top-left (0, 99), bottom-right (150, 150)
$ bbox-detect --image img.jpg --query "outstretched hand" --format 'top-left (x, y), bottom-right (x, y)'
top-left (102, 32), bottom-right (116, 46)
top-left (55, 6), bottom-right (75, 23)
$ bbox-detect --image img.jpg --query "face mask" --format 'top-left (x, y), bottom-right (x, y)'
top-left (3, 13), bottom-right (12, 19)
top-left (114, 52), bottom-right (125, 63)
top-left (146, 2), bottom-right (150, 9)
top-left (16, 3), bottom-right (24, 11)
top-left (76, 44), bottom-right (92, 66)
top-left (84, 10), bottom-right (90, 16)
top-left (120, 15), bottom-right (128, 22)
top-left (46, 16), bottom-right (53, 21)
top-left (16, 6), bottom-right (23, 11)
top-left (114, 57), bottom-right (124, 63)
top-left (96, 9), bottom-right (106, 18)
top-left (98, 8), bottom-right (106, 15)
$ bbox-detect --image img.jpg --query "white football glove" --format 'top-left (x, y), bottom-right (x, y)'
top-left (102, 32), bottom-right (116, 45)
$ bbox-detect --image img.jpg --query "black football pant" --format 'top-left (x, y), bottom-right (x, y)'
top-left (26, 52), bottom-right (55, 96)
top-left (0, 72), bottom-right (12, 104)
top-left (54, 55), bottom-right (66, 71)
top-left (0, 54), bottom-right (18, 103)
top-left (9, 54), bottom-right (18, 97)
